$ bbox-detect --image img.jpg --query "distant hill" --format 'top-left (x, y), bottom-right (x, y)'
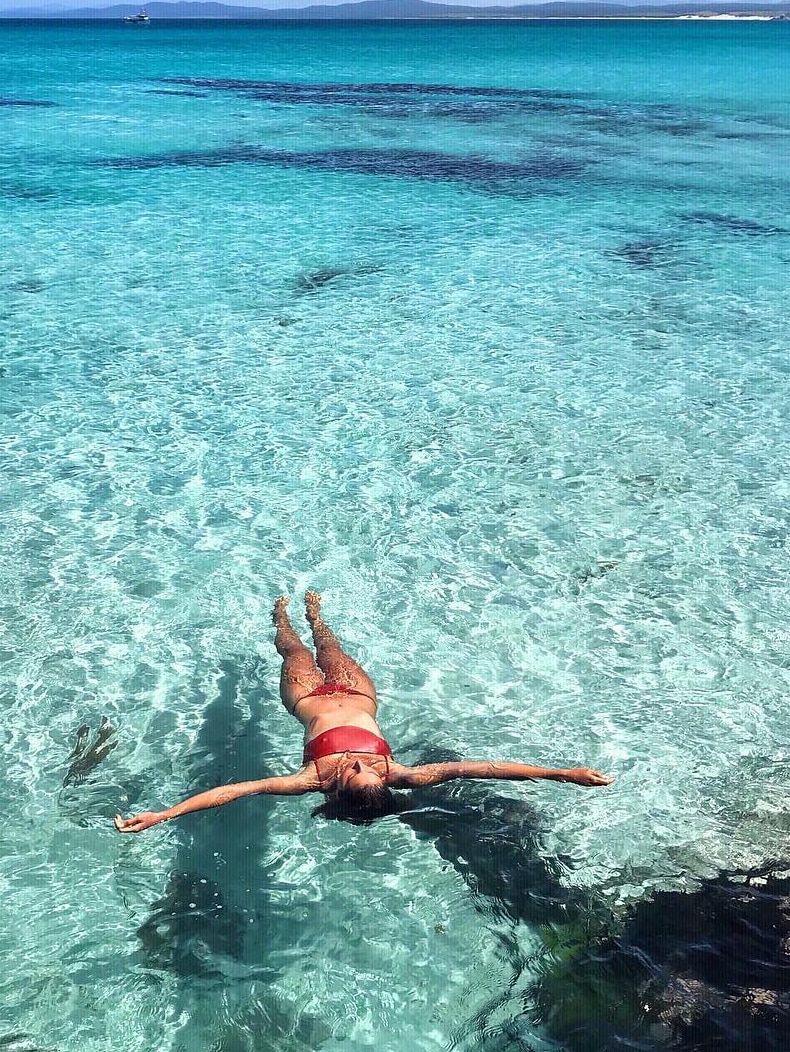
top-left (3, 0), bottom-right (789, 18)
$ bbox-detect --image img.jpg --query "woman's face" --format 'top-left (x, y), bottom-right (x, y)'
top-left (337, 758), bottom-right (384, 795)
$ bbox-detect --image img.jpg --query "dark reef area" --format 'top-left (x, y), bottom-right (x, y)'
top-left (404, 755), bottom-right (790, 1050)
top-left (529, 863), bottom-right (790, 1052)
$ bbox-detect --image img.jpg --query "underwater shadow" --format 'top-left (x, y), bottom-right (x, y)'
top-left (394, 748), bottom-right (612, 1052)
top-left (136, 657), bottom-right (280, 979)
top-left (399, 747), bottom-right (601, 930)
top-left (135, 656), bottom-right (331, 1049)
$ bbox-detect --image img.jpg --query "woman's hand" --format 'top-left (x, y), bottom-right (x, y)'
top-left (114, 811), bottom-right (166, 833)
top-left (563, 767), bottom-right (614, 787)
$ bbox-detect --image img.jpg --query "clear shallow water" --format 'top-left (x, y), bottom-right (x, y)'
top-left (1, 17), bottom-right (789, 1051)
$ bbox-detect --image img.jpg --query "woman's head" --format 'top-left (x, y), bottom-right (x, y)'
top-left (337, 758), bottom-right (384, 795)
top-left (314, 760), bottom-right (399, 824)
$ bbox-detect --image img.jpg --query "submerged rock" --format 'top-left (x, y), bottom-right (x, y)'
top-left (530, 864), bottom-right (790, 1052)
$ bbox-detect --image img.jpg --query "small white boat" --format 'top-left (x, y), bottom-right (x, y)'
top-left (124, 8), bottom-right (151, 22)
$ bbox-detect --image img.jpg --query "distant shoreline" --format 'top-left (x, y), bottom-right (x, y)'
top-left (1, 13), bottom-right (786, 19)
top-left (3, 0), bottom-right (790, 23)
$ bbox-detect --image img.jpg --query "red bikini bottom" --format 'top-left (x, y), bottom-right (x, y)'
top-left (302, 682), bottom-right (372, 700)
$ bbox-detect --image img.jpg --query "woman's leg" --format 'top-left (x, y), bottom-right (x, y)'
top-left (304, 591), bottom-right (378, 702)
top-left (272, 596), bottom-right (323, 715)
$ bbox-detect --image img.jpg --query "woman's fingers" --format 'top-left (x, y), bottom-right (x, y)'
top-left (114, 812), bottom-right (160, 832)
top-left (568, 767), bottom-right (615, 786)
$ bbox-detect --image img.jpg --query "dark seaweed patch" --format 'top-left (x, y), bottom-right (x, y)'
top-left (160, 76), bottom-right (760, 151)
top-left (241, 89), bottom-right (590, 121)
top-left (579, 114), bottom-right (643, 137)
top-left (245, 88), bottom-right (392, 106)
top-left (607, 239), bottom-right (672, 268)
top-left (577, 104), bottom-right (716, 140)
top-left (99, 145), bottom-right (585, 192)
top-left (0, 183), bottom-right (58, 202)
top-left (681, 211), bottom-right (789, 236)
top-left (713, 127), bottom-right (788, 141)
top-left (357, 100), bottom-right (520, 124)
top-left (154, 77), bottom-right (600, 123)
top-left (63, 717), bottom-right (117, 787)
top-left (157, 77), bottom-right (580, 102)
top-left (10, 279), bottom-right (46, 293)
top-left (648, 119), bottom-right (711, 137)
top-left (151, 78), bottom-right (737, 145)
top-left (145, 89), bottom-right (208, 98)
top-left (245, 89), bottom-right (527, 123)
top-left (0, 98), bottom-right (57, 108)
top-left (294, 264), bottom-right (382, 293)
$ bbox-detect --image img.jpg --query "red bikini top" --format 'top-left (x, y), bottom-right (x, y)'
top-left (303, 726), bottom-right (393, 764)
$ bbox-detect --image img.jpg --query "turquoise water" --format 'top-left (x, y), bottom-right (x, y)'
top-left (1, 17), bottom-right (789, 1050)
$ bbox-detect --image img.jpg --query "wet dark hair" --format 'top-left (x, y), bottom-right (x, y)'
top-left (311, 784), bottom-right (404, 825)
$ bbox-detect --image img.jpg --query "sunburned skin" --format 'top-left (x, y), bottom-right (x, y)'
top-left (114, 591), bottom-right (613, 832)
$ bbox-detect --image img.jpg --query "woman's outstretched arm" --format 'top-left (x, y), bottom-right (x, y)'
top-left (391, 760), bottom-right (613, 790)
top-left (114, 770), bottom-right (315, 833)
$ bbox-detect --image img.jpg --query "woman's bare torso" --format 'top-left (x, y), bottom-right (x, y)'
top-left (294, 694), bottom-right (380, 736)
top-left (294, 691), bottom-right (381, 739)
top-left (293, 691), bottom-right (397, 785)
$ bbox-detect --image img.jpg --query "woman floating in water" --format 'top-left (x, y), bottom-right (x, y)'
top-left (115, 592), bottom-right (613, 831)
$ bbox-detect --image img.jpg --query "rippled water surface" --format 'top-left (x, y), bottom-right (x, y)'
top-left (1, 17), bottom-right (789, 1051)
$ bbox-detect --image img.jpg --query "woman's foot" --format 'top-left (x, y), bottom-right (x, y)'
top-left (272, 595), bottom-right (290, 626)
top-left (305, 590), bottom-right (322, 625)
